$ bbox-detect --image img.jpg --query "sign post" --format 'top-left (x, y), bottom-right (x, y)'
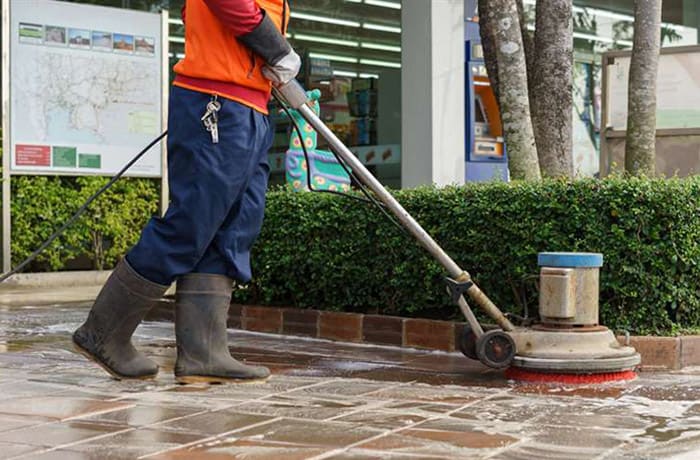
top-left (2, 0), bottom-right (12, 273)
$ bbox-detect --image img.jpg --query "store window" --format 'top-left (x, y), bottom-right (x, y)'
top-left (165, 0), bottom-right (403, 188)
top-left (277, 0), bottom-right (403, 188)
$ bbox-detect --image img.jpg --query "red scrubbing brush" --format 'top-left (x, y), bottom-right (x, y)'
top-left (505, 366), bottom-right (637, 384)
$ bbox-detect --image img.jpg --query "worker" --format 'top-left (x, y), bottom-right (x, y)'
top-left (73, 0), bottom-right (300, 384)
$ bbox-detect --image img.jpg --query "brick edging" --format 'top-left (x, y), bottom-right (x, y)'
top-left (146, 302), bottom-right (699, 371)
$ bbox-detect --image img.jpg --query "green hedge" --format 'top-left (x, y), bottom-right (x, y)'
top-left (6, 163), bottom-right (700, 335)
top-left (11, 176), bottom-right (159, 271)
top-left (235, 178), bottom-right (700, 335)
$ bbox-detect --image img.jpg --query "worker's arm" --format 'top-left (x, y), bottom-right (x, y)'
top-left (202, 0), bottom-right (263, 36)
top-left (202, 0), bottom-right (300, 84)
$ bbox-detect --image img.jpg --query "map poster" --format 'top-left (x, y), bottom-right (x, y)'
top-left (8, 0), bottom-right (164, 177)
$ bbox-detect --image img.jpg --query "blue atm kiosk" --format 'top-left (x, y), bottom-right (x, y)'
top-left (464, 4), bottom-right (509, 182)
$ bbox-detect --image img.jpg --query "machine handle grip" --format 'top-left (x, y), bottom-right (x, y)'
top-left (272, 79), bottom-right (309, 109)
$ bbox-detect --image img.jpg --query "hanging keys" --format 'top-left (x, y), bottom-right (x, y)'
top-left (207, 117), bottom-right (219, 144)
top-left (201, 97), bottom-right (221, 144)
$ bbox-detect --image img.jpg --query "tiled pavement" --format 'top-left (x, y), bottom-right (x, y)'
top-left (1, 303), bottom-right (700, 459)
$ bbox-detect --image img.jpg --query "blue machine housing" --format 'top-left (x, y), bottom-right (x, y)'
top-left (464, 6), bottom-right (509, 183)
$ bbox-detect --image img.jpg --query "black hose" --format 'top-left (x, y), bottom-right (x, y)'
top-left (0, 131), bottom-right (168, 283)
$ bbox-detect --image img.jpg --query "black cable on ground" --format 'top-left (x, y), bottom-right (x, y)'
top-left (0, 131), bottom-right (168, 283)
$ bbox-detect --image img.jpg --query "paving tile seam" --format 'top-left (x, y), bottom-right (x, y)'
top-left (490, 441), bottom-right (611, 460)
top-left (59, 403), bottom-right (138, 423)
top-left (347, 448), bottom-right (451, 459)
top-left (226, 399), bottom-right (451, 424)
top-left (77, 406), bottom-right (213, 433)
top-left (227, 328), bottom-right (461, 356)
top-left (53, 383), bottom-right (121, 396)
top-left (532, 422), bottom-right (652, 433)
top-left (283, 376), bottom-right (416, 400)
top-left (596, 434), bottom-right (668, 460)
top-left (133, 390), bottom-right (494, 460)
top-left (286, 378), bottom-right (485, 423)
top-left (305, 388), bottom-right (514, 460)
top-left (2, 414), bottom-right (61, 436)
top-left (110, 384), bottom-right (184, 402)
top-left (322, 399), bottom-right (399, 422)
top-left (225, 400), bottom-right (394, 424)
top-left (57, 402), bottom-right (255, 454)
top-left (509, 389), bottom-right (632, 405)
top-left (2, 398), bottom-right (213, 457)
top-left (0, 401), bottom-right (135, 437)
top-left (597, 444), bottom-right (625, 460)
top-left (343, 379), bottom-right (420, 399)
top-left (0, 412), bottom-right (57, 435)
top-left (101, 375), bottom-right (331, 405)
top-left (117, 378), bottom-right (343, 437)
top-left (10, 407), bottom-right (280, 460)
top-left (203, 378), bottom-right (343, 411)
top-left (482, 436), bottom-right (535, 459)
top-left (9, 426), bottom-right (136, 460)
top-left (0, 382), bottom-right (77, 399)
top-left (137, 416), bottom-right (286, 459)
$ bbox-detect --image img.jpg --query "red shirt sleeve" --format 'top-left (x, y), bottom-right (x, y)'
top-left (203, 0), bottom-right (263, 36)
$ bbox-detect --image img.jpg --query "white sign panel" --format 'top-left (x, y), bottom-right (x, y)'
top-left (9, 0), bottom-right (163, 176)
top-left (607, 50), bottom-right (700, 131)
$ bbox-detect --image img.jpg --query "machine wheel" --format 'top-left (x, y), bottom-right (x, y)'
top-left (458, 328), bottom-right (478, 360)
top-left (476, 330), bottom-right (516, 369)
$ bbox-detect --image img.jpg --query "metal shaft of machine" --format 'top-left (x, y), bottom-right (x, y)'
top-left (458, 296), bottom-right (485, 336)
top-left (466, 284), bottom-right (514, 331)
top-left (296, 103), bottom-right (515, 332)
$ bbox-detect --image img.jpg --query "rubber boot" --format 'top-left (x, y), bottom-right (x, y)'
top-left (174, 274), bottom-right (270, 384)
top-left (73, 259), bottom-right (169, 380)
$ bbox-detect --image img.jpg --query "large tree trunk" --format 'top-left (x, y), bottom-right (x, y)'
top-left (481, 0), bottom-right (541, 181)
top-left (478, 0), bottom-right (500, 101)
top-left (625, 0), bottom-right (662, 176)
top-left (516, 0), bottom-right (536, 111)
top-left (532, 0), bottom-right (574, 178)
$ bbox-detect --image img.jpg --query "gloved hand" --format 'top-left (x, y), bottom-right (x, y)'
top-left (239, 12), bottom-right (301, 85)
top-left (262, 49), bottom-right (301, 85)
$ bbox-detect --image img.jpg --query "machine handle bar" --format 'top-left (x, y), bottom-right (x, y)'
top-left (273, 81), bottom-right (515, 333)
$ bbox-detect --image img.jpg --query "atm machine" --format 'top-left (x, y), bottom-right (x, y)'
top-left (464, 2), bottom-right (509, 182)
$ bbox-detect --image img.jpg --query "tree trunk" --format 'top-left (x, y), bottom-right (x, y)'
top-left (625, 0), bottom-right (662, 176)
top-left (483, 0), bottom-right (541, 181)
top-left (478, 0), bottom-right (500, 101)
top-left (532, 0), bottom-right (574, 178)
top-left (516, 0), bottom-right (536, 111)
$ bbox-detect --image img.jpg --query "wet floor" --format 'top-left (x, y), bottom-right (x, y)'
top-left (1, 303), bottom-right (700, 459)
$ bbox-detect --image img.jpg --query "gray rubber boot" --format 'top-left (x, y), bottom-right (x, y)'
top-left (73, 259), bottom-right (169, 380)
top-left (174, 274), bottom-right (270, 384)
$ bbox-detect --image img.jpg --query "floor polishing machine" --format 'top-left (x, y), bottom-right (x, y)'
top-left (274, 80), bottom-right (641, 383)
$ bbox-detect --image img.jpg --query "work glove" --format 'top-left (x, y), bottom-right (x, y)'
top-left (238, 12), bottom-right (301, 85)
top-left (261, 50), bottom-right (301, 85)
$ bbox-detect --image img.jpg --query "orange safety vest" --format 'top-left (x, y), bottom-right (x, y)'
top-left (173, 0), bottom-right (290, 114)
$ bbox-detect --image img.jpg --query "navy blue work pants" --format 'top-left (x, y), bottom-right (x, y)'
top-left (127, 86), bottom-right (273, 285)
